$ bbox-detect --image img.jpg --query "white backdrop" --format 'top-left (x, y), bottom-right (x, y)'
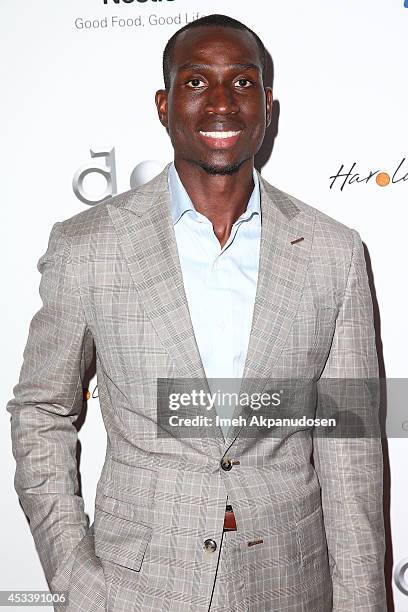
top-left (1, 1), bottom-right (407, 610)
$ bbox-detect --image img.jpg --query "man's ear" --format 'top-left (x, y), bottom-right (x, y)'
top-left (155, 89), bottom-right (169, 129)
top-left (265, 87), bottom-right (273, 128)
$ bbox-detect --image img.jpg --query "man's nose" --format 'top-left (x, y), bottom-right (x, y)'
top-left (205, 83), bottom-right (239, 115)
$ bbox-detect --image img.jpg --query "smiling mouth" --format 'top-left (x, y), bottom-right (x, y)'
top-left (197, 129), bottom-right (242, 149)
top-left (199, 130), bottom-right (242, 139)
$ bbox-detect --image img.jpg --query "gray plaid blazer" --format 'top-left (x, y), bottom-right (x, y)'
top-left (7, 164), bottom-right (386, 611)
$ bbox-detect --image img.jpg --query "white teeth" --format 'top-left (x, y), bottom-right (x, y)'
top-left (200, 130), bottom-right (241, 139)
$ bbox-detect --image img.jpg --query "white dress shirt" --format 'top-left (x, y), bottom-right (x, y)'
top-left (168, 162), bottom-right (261, 438)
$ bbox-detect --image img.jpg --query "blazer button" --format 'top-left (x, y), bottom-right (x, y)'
top-left (203, 539), bottom-right (217, 553)
top-left (221, 458), bottom-right (233, 471)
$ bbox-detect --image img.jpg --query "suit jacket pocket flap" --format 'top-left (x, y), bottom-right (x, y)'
top-left (94, 495), bottom-right (152, 571)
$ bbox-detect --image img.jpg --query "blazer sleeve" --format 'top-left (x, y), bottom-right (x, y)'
top-left (6, 221), bottom-right (94, 591)
top-left (313, 228), bottom-right (386, 611)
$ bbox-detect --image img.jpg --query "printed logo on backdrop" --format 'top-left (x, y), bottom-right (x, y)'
top-left (405, 0), bottom-right (408, 7)
top-left (329, 158), bottom-right (408, 191)
top-left (394, 558), bottom-right (408, 596)
top-left (74, 0), bottom-right (204, 31)
top-left (72, 149), bottom-right (165, 205)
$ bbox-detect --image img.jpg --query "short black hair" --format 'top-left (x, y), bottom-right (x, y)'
top-left (162, 14), bottom-right (267, 90)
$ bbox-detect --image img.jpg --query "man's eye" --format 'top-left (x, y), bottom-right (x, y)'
top-left (235, 79), bottom-right (252, 88)
top-left (186, 78), bottom-right (205, 88)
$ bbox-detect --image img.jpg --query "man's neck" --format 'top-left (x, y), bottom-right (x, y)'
top-left (174, 158), bottom-right (255, 248)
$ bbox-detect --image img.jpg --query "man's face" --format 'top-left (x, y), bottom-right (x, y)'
top-left (156, 26), bottom-right (273, 175)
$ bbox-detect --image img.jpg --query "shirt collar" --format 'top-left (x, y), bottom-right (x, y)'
top-left (168, 161), bottom-right (261, 226)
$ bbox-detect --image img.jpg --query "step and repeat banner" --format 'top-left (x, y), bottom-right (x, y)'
top-left (1, 1), bottom-right (407, 610)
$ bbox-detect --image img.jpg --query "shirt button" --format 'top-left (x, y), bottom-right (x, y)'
top-left (221, 458), bottom-right (233, 471)
top-left (203, 539), bottom-right (217, 553)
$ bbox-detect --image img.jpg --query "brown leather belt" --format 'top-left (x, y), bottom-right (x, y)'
top-left (223, 504), bottom-right (237, 531)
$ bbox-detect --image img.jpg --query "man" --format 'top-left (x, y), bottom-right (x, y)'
top-left (7, 14), bottom-right (386, 612)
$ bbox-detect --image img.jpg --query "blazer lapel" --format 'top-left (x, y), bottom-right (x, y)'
top-left (107, 164), bottom-right (225, 454)
top-left (223, 174), bottom-right (315, 449)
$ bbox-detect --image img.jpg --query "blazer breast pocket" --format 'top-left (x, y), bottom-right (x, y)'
top-left (286, 305), bottom-right (338, 354)
top-left (313, 306), bottom-right (339, 351)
